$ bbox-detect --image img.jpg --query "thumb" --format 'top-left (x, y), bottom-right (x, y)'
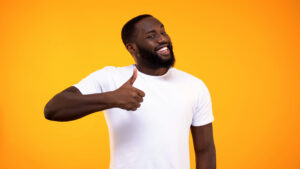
top-left (127, 68), bottom-right (137, 85)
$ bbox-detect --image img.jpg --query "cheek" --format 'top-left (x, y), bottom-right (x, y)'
top-left (147, 41), bottom-right (157, 51)
top-left (141, 43), bottom-right (156, 52)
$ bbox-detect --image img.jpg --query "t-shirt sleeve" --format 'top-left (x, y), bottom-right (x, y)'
top-left (72, 66), bottom-right (114, 95)
top-left (191, 80), bottom-right (215, 126)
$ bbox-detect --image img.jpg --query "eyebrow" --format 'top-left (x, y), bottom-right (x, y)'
top-left (145, 24), bottom-right (164, 34)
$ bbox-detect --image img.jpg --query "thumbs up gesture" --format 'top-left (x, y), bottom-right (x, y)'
top-left (111, 68), bottom-right (145, 111)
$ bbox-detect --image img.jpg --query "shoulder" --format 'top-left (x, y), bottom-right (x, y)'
top-left (91, 65), bottom-right (129, 75)
top-left (172, 67), bottom-right (206, 85)
top-left (171, 67), bottom-right (210, 95)
top-left (90, 64), bottom-right (133, 79)
top-left (93, 65), bottom-right (116, 74)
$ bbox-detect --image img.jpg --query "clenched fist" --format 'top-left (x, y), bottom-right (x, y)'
top-left (111, 68), bottom-right (145, 111)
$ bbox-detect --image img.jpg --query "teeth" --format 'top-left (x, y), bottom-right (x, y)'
top-left (158, 47), bottom-right (168, 52)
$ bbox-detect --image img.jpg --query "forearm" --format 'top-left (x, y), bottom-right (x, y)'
top-left (195, 146), bottom-right (216, 169)
top-left (44, 91), bottom-right (116, 121)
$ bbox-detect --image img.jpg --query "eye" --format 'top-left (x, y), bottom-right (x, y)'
top-left (147, 35), bottom-right (155, 39)
top-left (161, 32), bottom-right (166, 35)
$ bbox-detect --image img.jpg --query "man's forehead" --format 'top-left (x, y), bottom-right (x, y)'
top-left (135, 17), bottom-right (164, 33)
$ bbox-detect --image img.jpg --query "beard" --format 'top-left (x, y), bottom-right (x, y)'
top-left (136, 43), bottom-right (175, 69)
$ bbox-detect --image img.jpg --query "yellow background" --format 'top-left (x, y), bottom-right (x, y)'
top-left (1, 0), bottom-right (299, 169)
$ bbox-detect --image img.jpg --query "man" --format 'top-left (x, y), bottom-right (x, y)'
top-left (44, 14), bottom-right (216, 169)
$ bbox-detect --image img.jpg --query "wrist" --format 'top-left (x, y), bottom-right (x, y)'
top-left (105, 91), bottom-right (120, 109)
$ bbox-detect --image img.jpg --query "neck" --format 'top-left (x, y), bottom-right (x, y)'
top-left (134, 63), bottom-right (170, 76)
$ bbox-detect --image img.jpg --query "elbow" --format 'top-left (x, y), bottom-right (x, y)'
top-left (44, 105), bottom-right (55, 120)
top-left (44, 101), bottom-right (61, 121)
top-left (44, 96), bottom-right (63, 121)
top-left (44, 94), bottom-right (72, 122)
top-left (44, 105), bottom-right (71, 122)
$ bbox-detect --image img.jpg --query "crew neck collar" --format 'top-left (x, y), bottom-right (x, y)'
top-left (131, 64), bottom-right (173, 79)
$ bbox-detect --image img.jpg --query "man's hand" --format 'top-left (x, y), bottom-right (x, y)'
top-left (112, 68), bottom-right (145, 111)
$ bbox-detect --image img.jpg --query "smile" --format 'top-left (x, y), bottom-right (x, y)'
top-left (156, 47), bottom-right (170, 55)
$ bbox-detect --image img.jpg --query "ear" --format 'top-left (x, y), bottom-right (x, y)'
top-left (126, 43), bottom-right (137, 55)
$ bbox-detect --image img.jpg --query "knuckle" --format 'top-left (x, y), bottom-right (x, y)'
top-left (131, 92), bottom-right (136, 97)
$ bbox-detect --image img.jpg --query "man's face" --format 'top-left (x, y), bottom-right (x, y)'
top-left (133, 17), bottom-right (175, 69)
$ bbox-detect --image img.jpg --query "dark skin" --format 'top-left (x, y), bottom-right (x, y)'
top-left (126, 17), bottom-right (171, 76)
top-left (128, 17), bottom-right (216, 169)
top-left (191, 123), bottom-right (216, 169)
top-left (44, 68), bottom-right (143, 121)
top-left (44, 16), bottom-right (216, 169)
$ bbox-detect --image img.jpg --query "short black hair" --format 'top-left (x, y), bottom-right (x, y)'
top-left (121, 14), bottom-right (153, 46)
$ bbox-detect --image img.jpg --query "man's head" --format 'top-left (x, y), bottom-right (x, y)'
top-left (121, 14), bottom-right (175, 69)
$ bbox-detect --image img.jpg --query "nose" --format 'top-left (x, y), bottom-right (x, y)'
top-left (157, 34), bottom-right (168, 43)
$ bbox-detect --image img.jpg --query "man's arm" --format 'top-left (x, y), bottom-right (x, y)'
top-left (191, 123), bottom-right (216, 169)
top-left (44, 86), bottom-right (117, 121)
top-left (44, 68), bottom-right (145, 122)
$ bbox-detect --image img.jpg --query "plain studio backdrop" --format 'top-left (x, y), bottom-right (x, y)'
top-left (0, 0), bottom-right (299, 169)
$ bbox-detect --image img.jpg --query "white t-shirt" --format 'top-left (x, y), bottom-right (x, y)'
top-left (73, 64), bottom-right (214, 169)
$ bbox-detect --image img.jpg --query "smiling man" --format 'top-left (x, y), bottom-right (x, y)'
top-left (44, 14), bottom-right (216, 169)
